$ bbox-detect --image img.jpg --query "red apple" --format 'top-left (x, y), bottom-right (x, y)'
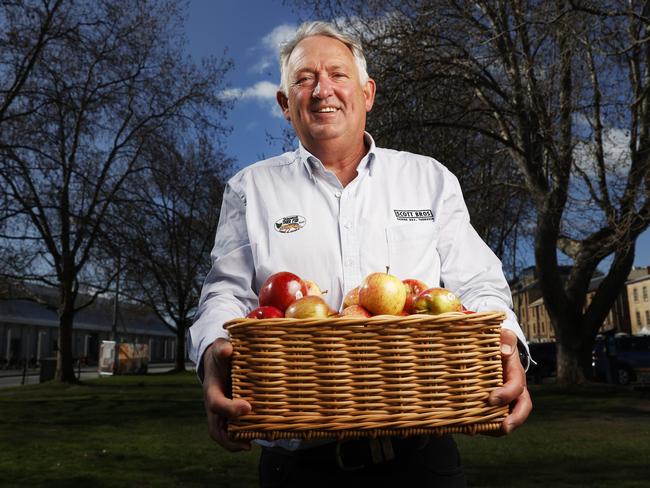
top-left (259, 271), bottom-right (308, 312)
top-left (412, 287), bottom-right (462, 315)
top-left (461, 304), bottom-right (475, 314)
top-left (343, 286), bottom-right (360, 308)
top-left (246, 306), bottom-right (284, 319)
top-left (285, 296), bottom-right (334, 319)
top-left (358, 270), bottom-right (407, 316)
top-left (402, 278), bottom-right (429, 314)
top-left (340, 305), bottom-right (372, 317)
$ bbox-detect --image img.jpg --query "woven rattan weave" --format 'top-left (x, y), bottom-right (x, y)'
top-left (224, 311), bottom-right (508, 440)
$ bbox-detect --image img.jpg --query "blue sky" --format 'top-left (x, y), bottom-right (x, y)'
top-left (184, 0), bottom-right (650, 269)
top-left (185, 0), bottom-right (298, 167)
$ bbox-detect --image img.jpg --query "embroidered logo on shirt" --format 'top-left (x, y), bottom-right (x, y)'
top-left (393, 209), bottom-right (435, 221)
top-left (275, 215), bottom-right (306, 233)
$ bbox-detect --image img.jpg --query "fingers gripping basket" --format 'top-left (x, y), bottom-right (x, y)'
top-left (224, 311), bottom-right (508, 440)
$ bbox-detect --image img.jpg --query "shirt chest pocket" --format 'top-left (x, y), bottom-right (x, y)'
top-left (385, 223), bottom-right (440, 286)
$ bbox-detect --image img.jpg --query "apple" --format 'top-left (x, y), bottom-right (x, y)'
top-left (340, 305), bottom-right (372, 317)
top-left (259, 271), bottom-right (308, 312)
top-left (412, 287), bottom-right (462, 315)
top-left (246, 306), bottom-right (284, 319)
top-left (402, 278), bottom-right (429, 314)
top-left (304, 279), bottom-right (324, 296)
top-left (461, 304), bottom-right (475, 314)
top-left (285, 296), bottom-right (334, 319)
top-left (358, 270), bottom-right (407, 316)
top-left (343, 286), bottom-right (360, 308)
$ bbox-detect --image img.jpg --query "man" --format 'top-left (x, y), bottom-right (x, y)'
top-left (190, 21), bottom-right (532, 487)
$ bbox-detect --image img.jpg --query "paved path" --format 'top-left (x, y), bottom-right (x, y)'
top-left (0, 363), bottom-right (188, 388)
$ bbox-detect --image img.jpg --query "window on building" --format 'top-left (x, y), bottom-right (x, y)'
top-left (643, 286), bottom-right (648, 301)
top-left (637, 311), bottom-right (642, 326)
top-left (633, 288), bottom-right (639, 302)
top-left (646, 310), bottom-right (650, 325)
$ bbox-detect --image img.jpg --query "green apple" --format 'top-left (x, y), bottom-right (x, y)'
top-left (413, 287), bottom-right (462, 315)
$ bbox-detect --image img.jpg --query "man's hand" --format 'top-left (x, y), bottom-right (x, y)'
top-left (488, 329), bottom-right (533, 434)
top-left (203, 338), bottom-right (252, 451)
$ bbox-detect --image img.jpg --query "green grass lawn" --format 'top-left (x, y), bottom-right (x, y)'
top-left (1, 373), bottom-right (648, 487)
top-left (457, 385), bottom-right (650, 487)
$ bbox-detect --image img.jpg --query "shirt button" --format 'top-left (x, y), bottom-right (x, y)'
top-left (343, 221), bottom-right (352, 229)
top-left (335, 191), bottom-right (342, 198)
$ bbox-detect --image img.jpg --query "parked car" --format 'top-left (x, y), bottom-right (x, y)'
top-left (592, 335), bottom-right (650, 385)
top-left (526, 342), bottom-right (557, 384)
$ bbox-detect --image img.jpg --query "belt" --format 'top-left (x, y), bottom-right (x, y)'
top-left (263, 435), bottom-right (431, 471)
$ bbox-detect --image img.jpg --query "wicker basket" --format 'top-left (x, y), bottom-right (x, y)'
top-left (224, 311), bottom-right (508, 440)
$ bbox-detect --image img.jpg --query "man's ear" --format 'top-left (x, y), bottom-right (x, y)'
top-left (276, 90), bottom-right (291, 121)
top-left (363, 78), bottom-right (376, 112)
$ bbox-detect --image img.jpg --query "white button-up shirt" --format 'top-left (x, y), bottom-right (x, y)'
top-left (189, 133), bottom-right (527, 368)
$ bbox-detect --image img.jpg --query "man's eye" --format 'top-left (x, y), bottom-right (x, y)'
top-left (294, 77), bottom-right (313, 86)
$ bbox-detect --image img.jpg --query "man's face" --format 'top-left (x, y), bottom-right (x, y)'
top-left (277, 35), bottom-right (375, 151)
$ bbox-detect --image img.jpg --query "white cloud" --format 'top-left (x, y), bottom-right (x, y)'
top-left (250, 23), bottom-right (297, 74)
top-left (262, 24), bottom-right (297, 52)
top-left (220, 87), bottom-right (242, 100)
top-left (220, 24), bottom-right (298, 118)
top-left (573, 113), bottom-right (631, 177)
top-left (601, 126), bottom-right (630, 169)
top-left (220, 81), bottom-right (278, 102)
top-left (219, 81), bottom-right (284, 119)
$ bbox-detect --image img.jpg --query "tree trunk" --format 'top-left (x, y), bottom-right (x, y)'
top-left (554, 242), bottom-right (636, 384)
top-left (556, 340), bottom-right (587, 385)
top-left (56, 304), bottom-right (77, 383)
top-left (174, 321), bottom-right (186, 372)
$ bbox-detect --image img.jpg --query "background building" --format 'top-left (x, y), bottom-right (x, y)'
top-left (627, 274), bottom-right (650, 335)
top-left (0, 284), bottom-right (177, 368)
top-left (512, 266), bottom-right (650, 342)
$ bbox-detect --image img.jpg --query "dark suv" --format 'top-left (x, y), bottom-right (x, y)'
top-left (592, 335), bottom-right (650, 385)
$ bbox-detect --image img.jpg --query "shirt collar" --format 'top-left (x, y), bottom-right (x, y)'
top-left (299, 132), bottom-right (377, 181)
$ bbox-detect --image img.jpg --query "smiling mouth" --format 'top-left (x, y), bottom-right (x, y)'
top-left (314, 107), bottom-right (338, 113)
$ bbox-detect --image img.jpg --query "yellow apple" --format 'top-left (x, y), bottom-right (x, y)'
top-left (358, 271), bottom-right (407, 316)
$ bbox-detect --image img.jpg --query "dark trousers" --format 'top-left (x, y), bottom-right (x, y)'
top-left (259, 434), bottom-right (466, 488)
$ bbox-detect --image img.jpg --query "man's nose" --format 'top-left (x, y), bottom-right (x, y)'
top-left (312, 76), bottom-right (333, 99)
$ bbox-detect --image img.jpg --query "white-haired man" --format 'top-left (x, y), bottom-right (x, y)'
top-left (190, 21), bottom-right (532, 487)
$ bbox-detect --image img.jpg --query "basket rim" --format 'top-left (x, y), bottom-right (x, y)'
top-left (224, 310), bottom-right (506, 330)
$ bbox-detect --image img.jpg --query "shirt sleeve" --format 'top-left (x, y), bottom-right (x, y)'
top-left (435, 169), bottom-right (530, 358)
top-left (188, 181), bottom-right (258, 375)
